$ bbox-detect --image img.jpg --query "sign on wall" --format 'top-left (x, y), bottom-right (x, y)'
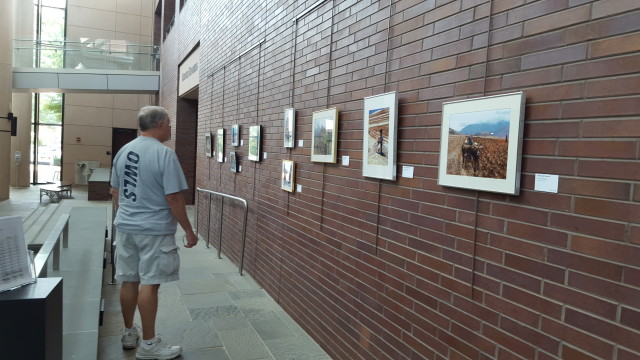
top-left (178, 47), bottom-right (200, 98)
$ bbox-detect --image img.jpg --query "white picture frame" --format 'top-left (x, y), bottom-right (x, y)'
top-left (281, 160), bottom-right (295, 192)
top-left (362, 92), bottom-right (398, 180)
top-left (311, 108), bottom-right (338, 163)
top-left (437, 92), bottom-right (525, 195)
top-left (248, 125), bottom-right (261, 162)
top-left (284, 108), bottom-right (295, 148)
top-left (204, 132), bottom-right (213, 157)
top-left (216, 128), bottom-right (224, 163)
top-left (231, 124), bottom-right (240, 147)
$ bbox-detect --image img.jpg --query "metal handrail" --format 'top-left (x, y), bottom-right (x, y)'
top-left (33, 214), bottom-right (70, 277)
top-left (109, 201), bottom-right (117, 285)
top-left (195, 187), bottom-right (249, 276)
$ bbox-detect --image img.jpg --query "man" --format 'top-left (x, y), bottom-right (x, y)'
top-left (110, 106), bottom-right (198, 360)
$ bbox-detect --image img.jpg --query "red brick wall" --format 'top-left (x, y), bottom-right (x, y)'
top-left (161, 0), bottom-right (640, 359)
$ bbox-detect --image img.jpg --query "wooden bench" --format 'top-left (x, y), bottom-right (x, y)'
top-left (39, 183), bottom-right (73, 203)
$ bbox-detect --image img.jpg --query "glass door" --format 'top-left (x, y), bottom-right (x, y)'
top-left (31, 93), bottom-right (63, 184)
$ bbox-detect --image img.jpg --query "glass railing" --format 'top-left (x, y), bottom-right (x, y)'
top-left (13, 38), bottom-right (160, 71)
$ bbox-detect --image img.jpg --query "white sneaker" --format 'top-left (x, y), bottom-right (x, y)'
top-left (136, 336), bottom-right (182, 360)
top-left (121, 324), bottom-right (140, 349)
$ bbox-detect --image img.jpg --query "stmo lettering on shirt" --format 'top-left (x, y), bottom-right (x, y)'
top-left (123, 151), bottom-right (139, 202)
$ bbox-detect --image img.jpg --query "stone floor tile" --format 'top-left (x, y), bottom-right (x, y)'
top-left (177, 278), bottom-right (239, 295)
top-left (250, 318), bottom-right (297, 341)
top-left (182, 292), bottom-right (235, 310)
top-left (217, 327), bottom-right (273, 360)
top-left (264, 337), bottom-right (332, 360)
top-left (181, 347), bottom-right (231, 360)
top-left (64, 330), bottom-right (99, 360)
top-left (159, 319), bottom-right (223, 350)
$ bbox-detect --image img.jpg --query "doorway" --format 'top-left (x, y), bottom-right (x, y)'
top-left (112, 128), bottom-right (138, 163)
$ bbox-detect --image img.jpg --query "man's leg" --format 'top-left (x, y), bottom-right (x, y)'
top-left (120, 281), bottom-right (140, 328)
top-left (138, 284), bottom-right (160, 340)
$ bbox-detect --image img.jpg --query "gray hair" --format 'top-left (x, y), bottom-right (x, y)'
top-left (138, 106), bottom-right (169, 131)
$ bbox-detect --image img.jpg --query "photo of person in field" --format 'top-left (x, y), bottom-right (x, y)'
top-left (445, 109), bottom-right (511, 179)
top-left (367, 107), bottom-right (389, 166)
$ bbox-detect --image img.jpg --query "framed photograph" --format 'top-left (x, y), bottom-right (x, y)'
top-left (284, 108), bottom-right (295, 148)
top-left (230, 151), bottom-right (238, 172)
top-left (281, 160), bottom-right (295, 192)
top-left (362, 92), bottom-right (398, 180)
top-left (216, 128), bottom-right (224, 162)
top-left (248, 125), bottom-right (261, 162)
top-left (437, 92), bottom-right (525, 195)
top-left (231, 124), bottom-right (240, 147)
top-left (204, 132), bottom-right (213, 157)
top-left (311, 108), bottom-right (338, 163)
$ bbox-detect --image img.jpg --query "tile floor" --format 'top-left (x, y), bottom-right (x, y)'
top-left (1, 185), bottom-right (331, 360)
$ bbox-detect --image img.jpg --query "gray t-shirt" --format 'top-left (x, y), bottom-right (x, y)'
top-left (110, 136), bottom-right (188, 235)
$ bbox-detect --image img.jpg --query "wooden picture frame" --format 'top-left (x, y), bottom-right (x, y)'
top-left (281, 160), bottom-right (295, 192)
top-left (311, 108), bottom-right (338, 163)
top-left (204, 132), bottom-right (213, 157)
top-left (284, 108), bottom-right (295, 148)
top-left (437, 92), bottom-right (526, 195)
top-left (248, 125), bottom-right (261, 162)
top-left (362, 92), bottom-right (398, 180)
top-left (216, 128), bottom-right (224, 162)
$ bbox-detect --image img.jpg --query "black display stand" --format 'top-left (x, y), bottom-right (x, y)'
top-left (0, 277), bottom-right (63, 360)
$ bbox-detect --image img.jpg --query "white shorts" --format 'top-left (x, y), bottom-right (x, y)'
top-left (115, 232), bottom-right (180, 285)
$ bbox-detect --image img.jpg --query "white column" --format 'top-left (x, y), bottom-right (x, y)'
top-left (0, 0), bottom-right (15, 199)
top-left (10, 0), bottom-right (34, 188)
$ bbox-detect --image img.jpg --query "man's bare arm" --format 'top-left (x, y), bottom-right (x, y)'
top-left (111, 187), bottom-right (119, 210)
top-left (165, 192), bottom-right (198, 248)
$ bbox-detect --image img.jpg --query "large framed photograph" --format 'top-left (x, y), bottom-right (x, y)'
top-left (248, 125), bottom-right (261, 162)
top-left (284, 108), bottom-right (295, 148)
top-left (311, 108), bottom-right (338, 163)
top-left (231, 124), bottom-right (240, 147)
top-left (362, 92), bottom-right (398, 180)
top-left (204, 131), bottom-right (213, 157)
top-left (281, 160), bottom-right (295, 192)
top-left (437, 92), bottom-right (525, 195)
top-left (216, 128), bottom-right (224, 162)
top-left (230, 151), bottom-right (238, 172)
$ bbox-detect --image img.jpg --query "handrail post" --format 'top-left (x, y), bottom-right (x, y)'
top-left (53, 234), bottom-right (60, 270)
top-left (206, 193), bottom-right (212, 248)
top-left (62, 221), bottom-right (69, 248)
top-left (194, 190), bottom-right (199, 237)
top-left (238, 202), bottom-right (248, 276)
top-left (109, 200), bottom-right (118, 285)
top-left (217, 197), bottom-right (224, 259)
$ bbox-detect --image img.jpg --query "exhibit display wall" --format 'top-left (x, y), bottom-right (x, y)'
top-left (161, 1), bottom-right (640, 359)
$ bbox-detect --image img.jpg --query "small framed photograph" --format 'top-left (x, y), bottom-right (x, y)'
top-left (204, 132), bottom-right (213, 157)
top-left (437, 92), bottom-right (526, 195)
top-left (311, 108), bottom-right (338, 163)
top-left (248, 125), bottom-right (261, 161)
top-left (230, 151), bottom-right (238, 172)
top-left (281, 160), bottom-right (295, 192)
top-left (216, 128), bottom-right (224, 162)
top-left (284, 108), bottom-right (295, 148)
top-left (231, 124), bottom-right (240, 146)
top-left (362, 92), bottom-right (398, 180)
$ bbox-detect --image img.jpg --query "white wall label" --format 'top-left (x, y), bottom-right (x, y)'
top-left (297, 184), bottom-right (302, 193)
top-left (535, 174), bottom-right (558, 193)
top-left (402, 166), bottom-right (414, 178)
top-left (298, 140), bottom-right (303, 147)
top-left (241, 140), bottom-right (244, 146)
top-left (342, 156), bottom-right (349, 166)
top-left (263, 152), bottom-right (267, 159)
